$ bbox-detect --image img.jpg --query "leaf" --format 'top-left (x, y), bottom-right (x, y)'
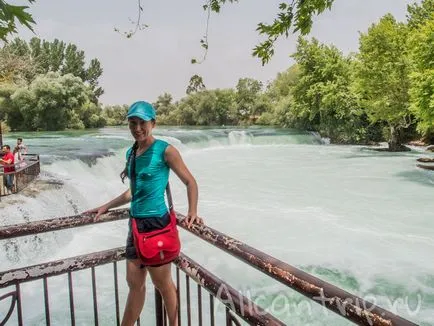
top-left (0, 2), bottom-right (36, 41)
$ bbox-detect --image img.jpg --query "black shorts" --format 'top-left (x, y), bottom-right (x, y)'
top-left (125, 211), bottom-right (171, 264)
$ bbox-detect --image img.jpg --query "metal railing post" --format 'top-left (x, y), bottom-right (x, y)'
top-left (155, 289), bottom-right (164, 326)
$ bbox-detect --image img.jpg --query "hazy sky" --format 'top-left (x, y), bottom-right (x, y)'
top-left (12, 0), bottom-right (417, 105)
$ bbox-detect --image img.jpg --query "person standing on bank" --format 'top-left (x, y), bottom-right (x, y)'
top-left (85, 101), bottom-right (203, 326)
top-left (1, 145), bottom-right (15, 194)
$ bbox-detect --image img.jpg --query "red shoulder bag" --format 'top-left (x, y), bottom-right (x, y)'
top-left (130, 181), bottom-right (181, 266)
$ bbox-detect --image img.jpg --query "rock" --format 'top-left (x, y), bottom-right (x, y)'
top-left (417, 158), bottom-right (434, 163)
top-left (417, 164), bottom-right (434, 171)
top-left (427, 145), bottom-right (434, 152)
top-left (408, 140), bottom-right (427, 146)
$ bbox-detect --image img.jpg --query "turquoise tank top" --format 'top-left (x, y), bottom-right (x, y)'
top-left (126, 139), bottom-right (170, 218)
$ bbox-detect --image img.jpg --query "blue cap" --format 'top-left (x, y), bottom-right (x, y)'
top-left (127, 101), bottom-right (156, 121)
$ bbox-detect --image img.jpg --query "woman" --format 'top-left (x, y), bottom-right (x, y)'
top-left (86, 101), bottom-right (203, 326)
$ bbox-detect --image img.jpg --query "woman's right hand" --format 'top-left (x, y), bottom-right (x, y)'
top-left (83, 205), bottom-right (109, 220)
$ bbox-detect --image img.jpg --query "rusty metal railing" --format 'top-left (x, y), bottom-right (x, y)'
top-left (0, 209), bottom-right (418, 325)
top-left (0, 248), bottom-right (282, 325)
top-left (0, 154), bottom-right (40, 197)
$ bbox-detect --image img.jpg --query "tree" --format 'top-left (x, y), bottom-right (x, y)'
top-left (86, 58), bottom-right (104, 103)
top-left (0, 43), bottom-right (35, 83)
top-left (354, 14), bottom-right (412, 151)
top-left (61, 44), bottom-right (86, 80)
top-left (49, 38), bottom-right (66, 72)
top-left (407, 0), bottom-right (434, 29)
top-left (289, 38), bottom-right (365, 143)
top-left (266, 64), bottom-right (300, 100)
top-left (408, 12), bottom-right (434, 136)
top-left (235, 78), bottom-right (262, 121)
top-left (103, 104), bottom-right (128, 125)
top-left (2, 37), bottom-right (105, 102)
top-left (186, 74), bottom-right (206, 94)
top-left (9, 72), bottom-right (90, 130)
top-left (153, 93), bottom-right (176, 116)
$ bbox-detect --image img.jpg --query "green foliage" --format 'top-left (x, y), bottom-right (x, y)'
top-left (253, 1), bottom-right (335, 64)
top-left (186, 75), bottom-right (206, 94)
top-left (155, 88), bottom-right (237, 126)
top-left (0, 0), bottom-right (35, 41)
top-left (407, 0), bottom-right (434, 29)
top-left (0, 41), bottom-right (35, 83)
top-left (8, 72), bottom-right (89, 130)
top-left (0, 2), bottom-right (430, 149)
top-left (408, 12), bottom-right (434, 135)
top-left (153, 93), bottom-right (176, 117)
top-left (86, 59), bottom-right (104, 99)
top-left (0, 36), bottom-right (107, 131)
top-left (1, 1), bottom-right (337, 66)
top-left (288, 38), bottom-right (365, 143)
top-left (1, 37), bottom-right (104, 101)
top-left (103, 104), bottom-right (128, 126)
top-left (266, 64), bottom-right (300, 100)
top-left (354, 14), bottom-right (412, 148)
top-left (235, 78), bottom-right (263, 121)
top-left (0, 119), bottom-right (9, 132)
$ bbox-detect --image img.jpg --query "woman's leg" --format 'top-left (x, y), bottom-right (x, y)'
top-left (121, 260), bottom-right (147, 326)
top-left (148, 263), bottom-right (178, 326)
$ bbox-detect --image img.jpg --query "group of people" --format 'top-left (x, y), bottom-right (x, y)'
top-left (0, 138), bottom-right (28, 194)
top-left (86, 101), bottom-right (202, 326)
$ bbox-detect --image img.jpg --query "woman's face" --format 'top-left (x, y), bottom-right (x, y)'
top-left (128, 117), bottom-right (155, 141)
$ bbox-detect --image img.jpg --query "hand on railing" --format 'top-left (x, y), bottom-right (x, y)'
top-left (83, 205), bottom-right (110, 220)
top-left (183, 213), bottom-right (204, 229)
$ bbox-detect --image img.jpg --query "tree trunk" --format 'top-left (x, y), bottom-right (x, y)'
top-left (388, 125), bottom-right (410, 152)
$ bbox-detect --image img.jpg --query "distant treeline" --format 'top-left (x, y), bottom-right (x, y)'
top-left (0, 0), bottom-right (433, 150)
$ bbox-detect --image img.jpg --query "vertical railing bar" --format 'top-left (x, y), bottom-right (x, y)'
top-left (186, 275), bottom-right (191, 326)
top-left (16, 283), bottom-right (23, 326)
top-left (113, 262), bottom-right (120, 326)
top-left (68, 271), bottom-right (75, 326)
top-left (91, 266), bottom-right (99, 326)
top-left (225, 307), bottom-right (232, 326)
top-left (209, 294), bottom-right (215, 326)
top-left (232, 314), bottom-right (242, 326)
top-left (155, 289), bottom-right (164, 326)
top-left (43, 276), bottom-right (51, 326)
top-left (197, 285), bottom-right (202, 326)
top-left (176, 267), bottom-right (181, 326)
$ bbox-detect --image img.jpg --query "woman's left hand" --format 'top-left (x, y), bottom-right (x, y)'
top-left (185, 213), bottom-right (204, 229)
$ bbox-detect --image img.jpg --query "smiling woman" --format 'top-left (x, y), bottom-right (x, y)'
top-left (85, 100), bottom-right (203, 326)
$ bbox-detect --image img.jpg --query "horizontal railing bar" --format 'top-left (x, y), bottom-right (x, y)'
top-left (0, 160), bottom-right (39, 175)
top-left (175, 214), bottom-right (417, 326)
top-left (0, 210), bottom-right (417, 325)
top-left (0, 209), bottom-right (130, 240)
top-left (0, 247), bottom-right (125, 288)
top-left (1, 248), bottom-right (283, 325)
top-left (175, 253), bottom-right (285, 326)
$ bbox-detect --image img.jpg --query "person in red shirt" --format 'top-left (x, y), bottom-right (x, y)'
top-left (1, 145), bottom-right (15, 193)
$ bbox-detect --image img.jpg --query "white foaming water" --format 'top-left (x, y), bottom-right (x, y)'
top-left (1, 127), bottom-right (433, 325)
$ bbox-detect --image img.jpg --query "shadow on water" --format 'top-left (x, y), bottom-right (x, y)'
top-left (342, 147), bottom-right (432, 160)
top-left (394, 168), bottom-right (434, 187)
top-left (40, 151), bottom-right (116, 166)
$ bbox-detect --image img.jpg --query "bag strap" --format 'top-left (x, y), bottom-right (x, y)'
top-left (166, 183), bottom-right (173, 211)
top-left (128, 145), bottom-right (137, 202)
